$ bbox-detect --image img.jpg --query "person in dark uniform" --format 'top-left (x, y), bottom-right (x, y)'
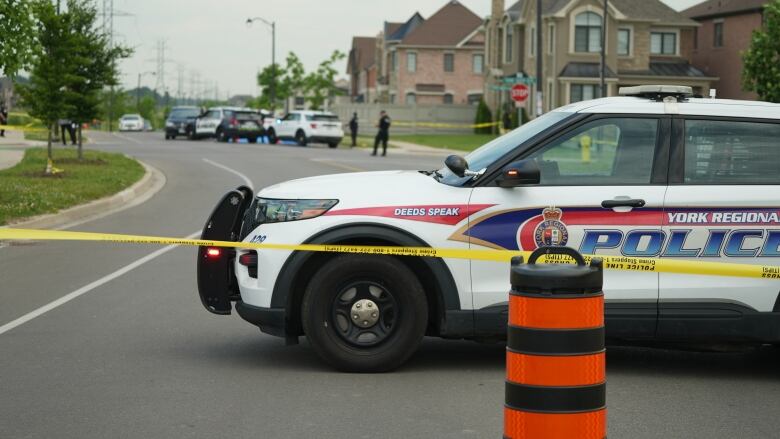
top-left (372, 110), bottom-right (391, 157)
top-left (0, 105), bottom-right (7, 137)
top-left (348, 112), bottom-right (358, 147)
top-left (59, 118), bottom-right (76, 145)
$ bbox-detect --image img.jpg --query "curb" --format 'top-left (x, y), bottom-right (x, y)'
top-left (5, 158), bottom-right (166, 231)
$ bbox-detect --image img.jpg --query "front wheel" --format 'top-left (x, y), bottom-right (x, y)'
top-left (295, 130), bottom-right (308, 146)
top-left (302, 255), bottom-right (428, 372)
top-left (266, 129), bottom-right (277, 144)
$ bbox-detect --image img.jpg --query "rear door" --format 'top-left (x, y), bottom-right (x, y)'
top-left (276, 113), bottom-right (299, 138)
top-left (660, 117), bottom-right (780, 334)
top-left (467, 115), bottom-right (670, 337)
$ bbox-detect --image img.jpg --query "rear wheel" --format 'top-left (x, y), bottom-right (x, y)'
top-left (328, 141), bottom-right (339, 149)
top-left (267, 129), bottom-right (277, 144)
top-left (216, 128), bottom-right (228, 143)
top-left (248, 137), bottom-right (257, 144)
top-left (302, 255), bottom-right (428, 372)
top-left (170, 133), bottom-right (177, 140)
top-left (187, 128), bottom-right (196, 140)
top-left (295, 130), bottom-right (308, 146)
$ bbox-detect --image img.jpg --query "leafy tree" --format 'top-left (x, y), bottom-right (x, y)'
top-left (16, 0), bottom-right (71, 172)
top-left (63, 0), bottom-right (131, 158)
top-left (257, 52), bottom-right (306, 110)
top-left (137, 95), bottom-right (157, 122)
top-left (304, 50), bottom-right (346, 110)
top-left (742, 0), bottom-right (780, 102)
top-left (474, 98), bottom-right (493, 134)
top-left (99, 88), bottom-right (131, 129)
top-left (0, 0), bottom-right (36, 77)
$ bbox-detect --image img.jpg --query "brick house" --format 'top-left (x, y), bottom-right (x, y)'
top-left (684, 0), bottom-right (767, 100)
top-left (346, 36), bottom-right (378, 103)
top-left (381, 1), bottom-right (486, 105)
top-left (484, 0), bottom-right (717, 115)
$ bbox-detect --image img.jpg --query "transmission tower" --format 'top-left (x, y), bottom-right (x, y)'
top-left (153, 40), bottom-right (168, 94)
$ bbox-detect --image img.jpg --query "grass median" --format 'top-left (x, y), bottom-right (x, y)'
top-left (0, 147), bottom-right (144, 225)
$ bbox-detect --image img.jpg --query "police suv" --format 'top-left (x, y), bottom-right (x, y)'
top-left (198, 86), bottom-right (780, 372)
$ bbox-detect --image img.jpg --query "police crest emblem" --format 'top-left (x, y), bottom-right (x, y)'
top-left (534, 206), bottom-right (569, 247)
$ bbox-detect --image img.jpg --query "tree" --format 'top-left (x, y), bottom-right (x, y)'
top-left (474, 98), bottom-right (493, 134)
top-left (0, 0), bottom-right (36, 77)
top-left (63, 0), bottom-right (131, 159)
top-left (16, 0), bottom-right (71, 173)
top-left (742, 0), bottom-right (780, 102)
top-left (99, 88), bottom-right (131, 129)
top-left (257, 52), bottom-right (306, 111)
top-left (303, 50), bottom-right (346, 110)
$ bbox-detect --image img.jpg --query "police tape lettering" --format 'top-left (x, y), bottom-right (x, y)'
top-left (0, 228), bottom-right (778, 280)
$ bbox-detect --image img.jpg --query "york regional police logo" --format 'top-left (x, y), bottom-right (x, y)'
top-left (533, 207), bottom-right (569, 247)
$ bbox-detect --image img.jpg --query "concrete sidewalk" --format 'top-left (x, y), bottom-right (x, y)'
top-left (387, 139), bottom-right (465, 157)
top-left (0, 130), bottom-right (46, 170)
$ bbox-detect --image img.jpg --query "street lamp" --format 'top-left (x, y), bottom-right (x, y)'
top-left (137, 71), bottom-right (156, 110)
top-left (246, 16), bottom-right (276, 111)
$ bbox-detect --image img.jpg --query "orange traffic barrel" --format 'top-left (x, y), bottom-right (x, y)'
top-left (504, 247), bottom-right (605, 439)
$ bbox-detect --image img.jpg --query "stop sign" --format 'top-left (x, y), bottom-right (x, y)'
top-left (511, 83), bottom-right (529, 103)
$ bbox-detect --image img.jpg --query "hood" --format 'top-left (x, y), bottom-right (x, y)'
top-left (258, 170), bottom-right (443, 204)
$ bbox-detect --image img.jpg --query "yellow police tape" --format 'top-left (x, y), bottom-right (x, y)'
top-left (392, 121), bottom-right (499, 129)
top-left (1, 227), bottom-right (779, 281)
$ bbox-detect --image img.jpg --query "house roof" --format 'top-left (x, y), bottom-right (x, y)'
top-left (384, 22), bottom-right (403, 40)
top-left (682, 0), bottom-right (767, 19)
top-left (534, 0), bottom-right (696, 26)
top-left (347, 36), bottom-right (376, 74)
top-left (387, 13), bottom-right (425, 42)
top-left (401, 1), bottom-right (482, 46)
top-left (619, 60), bottom-right (710, 78)
top-left (559, 62), bottom-right (616, 78)
top-left (506, 1), bottom-right (524, 21)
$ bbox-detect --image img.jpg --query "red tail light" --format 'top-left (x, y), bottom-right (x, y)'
top-left (310, 123), bottom-right (317, 129)
top-left (238, 251), bottom-right (258, 278)
top-left (206, 248), bottom-right (221, 258)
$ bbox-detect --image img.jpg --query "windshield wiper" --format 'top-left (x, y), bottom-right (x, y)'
top-left (419, 169), bottom-right (444, 180)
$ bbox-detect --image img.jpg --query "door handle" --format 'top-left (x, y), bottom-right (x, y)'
top-left (601, 199), bottom-right (646, 209)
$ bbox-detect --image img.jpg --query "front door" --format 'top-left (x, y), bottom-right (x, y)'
top-left (660, 117), bottom-right (780, 335)
top-left (466, 115), bottom-right (670, 337)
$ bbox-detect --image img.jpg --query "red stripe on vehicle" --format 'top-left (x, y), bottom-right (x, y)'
top-left (325, 204), bottom-right (495, 225)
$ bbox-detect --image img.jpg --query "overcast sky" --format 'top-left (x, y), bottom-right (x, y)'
top-left (111, 0), bottom-right (703, 98)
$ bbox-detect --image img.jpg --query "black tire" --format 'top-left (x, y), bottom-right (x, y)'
top-left (164, 134), bottom-right (170, 140)
top-left (302, 255), bottom-right (428, 372)
top-left (216, 128), bottom-right (228, 143)
top-left (267, 129), bottom-right (277, 144)
top-left (327, 141), bottom-right (339, 149)
top-left (170, 134), bottom-right (177, 140)
top-left (295, 130), bottom-right (308, 146)
top-left (187, 128), bottom-right (196, 140)
top-left (248, 137), bottom-right (257, 144)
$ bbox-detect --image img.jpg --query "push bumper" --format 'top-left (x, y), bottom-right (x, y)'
top-left (310, 135), bottom-right (342, 144)
top-left (235, 301), bottom-right (287, 337)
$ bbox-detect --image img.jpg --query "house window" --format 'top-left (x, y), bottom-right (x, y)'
top-left (617, 28), bottom-right (631, 55)
top-left (713, 21), bottom-right (724, 47)
top-left (444, 53), bottom-right (454, 72)
top-left (570, 84), bottom-right (601, 103)
top-left (390, 93), bottom-right (396, 104)
top-left (443, 93), bottom-right (454, 104)
top-left (472, 53), bottom-right (484, 74)
top-left (650, 32), bottom-right (677, 55)
top-left (548, 24), bottom-right (555, 54)
top-left (467, 93), bottom-right (482, 105)
top-left (574, 12), bottom-right (602, 53)
top-left (547, 81), bottom-right (554, 111)
top-left (405, 92), bottom-right (416, 104)
top-left (390, 51), bottom-right (397, 72)
top-left (505, 24), bottom-right (514, 63)
top-left (407, 52), bottom-right (417, 73)
top-left (529, 26), bottom-right (536, 56)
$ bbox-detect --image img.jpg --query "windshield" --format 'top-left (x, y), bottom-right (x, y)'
top-left (122, 115), bottom-right (141, 121)
top-left (169, 108), bottom-right (200, 119)
top-left (437, 111), bottom-right (574, 186)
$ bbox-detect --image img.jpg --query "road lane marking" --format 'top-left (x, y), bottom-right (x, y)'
top-left (112, 132), bottom-right (143, 144)
top-left (203, 158), bottom-right (254, 189)
top-left (0, 231), bottom-right (201, 336)
top-left (309, 158), bottom-right (365, 173)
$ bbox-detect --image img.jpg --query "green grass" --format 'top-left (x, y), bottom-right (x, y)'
top-left (390, 134), bottom-right (498, 151)
top-left (0, 148), bottom-right (144, 225)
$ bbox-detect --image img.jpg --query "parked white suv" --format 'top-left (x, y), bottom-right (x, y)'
top-left (268, 111), bottom-right (344, 148)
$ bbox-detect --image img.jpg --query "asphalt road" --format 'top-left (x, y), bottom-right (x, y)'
top-left (1, 132), bottom-right (779, 438)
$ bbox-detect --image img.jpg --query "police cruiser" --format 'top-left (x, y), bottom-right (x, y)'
top-left (198, 86), bottom-right (780, 372)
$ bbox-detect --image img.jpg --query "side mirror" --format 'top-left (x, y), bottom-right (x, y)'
top-left (496, 159), bottom-right (540, 187)
top-left (444, 155), bottom-right (468, 177)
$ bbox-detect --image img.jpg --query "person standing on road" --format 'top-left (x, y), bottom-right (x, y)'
top-left (349, 112), bottom-right (358, 147)
top-left (372, 110), bottom-right (391, 157)
top-left (59, 118), bottom-right (76, 145)
top-left (0, 105), bottom-right (7, 137)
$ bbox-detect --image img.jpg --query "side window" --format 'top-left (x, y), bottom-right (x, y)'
top-left (527, 118), bottom-right (659, 185)
top-left (684, 119), bottom-right (780, 184)
top-left (283, 113), bottom-right (299, 122)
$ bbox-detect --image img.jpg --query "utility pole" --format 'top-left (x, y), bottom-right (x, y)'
top-left (153, 39), bottom-right (168, 95)
top-left (600, 0), bottom-right (608, 97)
top-left (535, 0), bottom-right (543, 117)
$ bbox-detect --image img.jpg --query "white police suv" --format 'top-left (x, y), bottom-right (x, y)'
top-left (197, 86), bottom-right (780, 372)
